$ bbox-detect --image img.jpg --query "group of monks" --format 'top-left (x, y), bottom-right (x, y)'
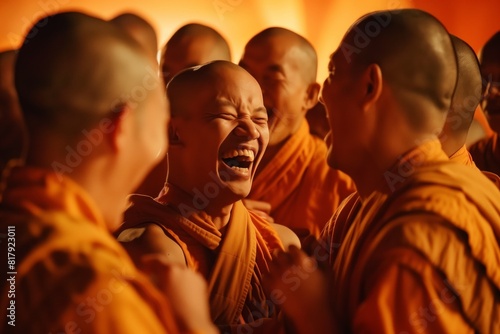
top-left (0, 6), bottom-right (499, 334)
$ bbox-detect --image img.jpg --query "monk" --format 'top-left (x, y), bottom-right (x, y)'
top-left (136, 22), bottom-right (231, 197)
top-left (469, 31), bottom-right (500, 175)
top-left (161, 23), bottom-right (231, 84)
top-left (117, 60), bottom-right (299, 332)
top-left (0, 50), bottom-right (27, 197)
top-left (110, 12), bottom-right (159, 60)
top-left (264, 9), bottom-right (500, 333)
top-left (0, 12), bottom-right (216, 334)
top-left (239, 27), bottom-right (356, 240)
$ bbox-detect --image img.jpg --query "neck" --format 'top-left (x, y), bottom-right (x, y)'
top-left (203, 203), bottom-right (234, 230)
top-left (256, 140), bottom-right (286, 174)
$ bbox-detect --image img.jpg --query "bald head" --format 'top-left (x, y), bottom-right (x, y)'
top-left (245, 27), bottom-right (317, 84)
top-left (342, 9), bottom-right (457, 132)
top-left (110, 12), bottom-right (158, 60)
top-left (167, 61), bottom-right (253, 117)
top-left (480, 31), bottom-right (500, 65)
top-left (161, 23), bottom-right (231, 83)
top-left (16, 12), bottom-right (153, 141)
top-left (440, 35), bottom-right (481, 155)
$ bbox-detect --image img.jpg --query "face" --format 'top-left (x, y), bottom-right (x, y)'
top-left (320, 49), bottom-right (362, 171)
top-left (162, 36), bottom-right (227, 84)
top-left (481, 61), bottom-right (500, 116)
top-left (170, 67), bottom-right (269, 202)
top-left (239, 35), bottom-right (312, 146)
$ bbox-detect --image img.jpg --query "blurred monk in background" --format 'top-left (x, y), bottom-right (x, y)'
top-left (469, 31), bottom-right (500, 175)
top-left (239, 27), bottom-right (355, 241)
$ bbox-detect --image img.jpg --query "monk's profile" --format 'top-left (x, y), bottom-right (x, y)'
top-left (117, 60), bottom-right (298, 331)
top-left (265, 9), bottom-right (500, 334)
top-left (0, 11), bottom-right (216, 334)
top-left (239, 27), bottom-right (355, 241)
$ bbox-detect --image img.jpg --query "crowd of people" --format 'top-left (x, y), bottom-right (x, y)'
top-left (0, 7), bottom-right (499, 334)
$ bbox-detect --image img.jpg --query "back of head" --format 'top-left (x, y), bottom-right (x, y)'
top-left (344, 9), bottom-right (457, 133)
top-left (161, 23), bottom-right (231, 83)
top-left (480, 31), bottom-right (500, 65)
top-left (440, 35), bottom-right (481, 155)
top-left (110, 12), bottom-right (158, 60)
top-left (16, 12), bottom-right (152, 144)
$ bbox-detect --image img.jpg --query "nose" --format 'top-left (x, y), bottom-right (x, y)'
top-left (234, 117), bottom-right (260, 140)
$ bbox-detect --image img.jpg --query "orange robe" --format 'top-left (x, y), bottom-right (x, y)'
top-left (320, 140), bottom-right (500, 333)
top-left (118, 185), bottom-right (284, 332)
top-left (0, 167), bottom-right (178, 334)
top-left (469, 131), bottom-right (500, 176)
top-left (248, 120), bottom-right (355, 240)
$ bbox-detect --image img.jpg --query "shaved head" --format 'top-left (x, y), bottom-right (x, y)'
top-left (161, 23), bottom-right (231, 83)
top-left (110, 12), bottom-right (158, 59)
top-left (245, 27), bottom-right (317, 84)
top-left (480, 31), bottom-right (500, 65)
top-left (440, 35), bottom-right (481, 156)
top-left (479, 31), bottom-right (500, 117)
top-left (167, 61), bottom-right (255, 118)
top-left (16, 12), bottom-right (154, 142)
top-left (342, 9), bottom-right (457, 132)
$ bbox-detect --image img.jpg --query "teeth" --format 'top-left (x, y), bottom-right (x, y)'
top-left (221, 149), bottom-right (255, 161)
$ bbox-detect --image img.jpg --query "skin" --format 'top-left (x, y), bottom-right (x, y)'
top-left (265, 9), bottom-right (458, 334)
top-left (110, 12), bottom-right (159, 60)
top-left (479, 31), bottom-right (500, 132)
top-left (15, 12), bottom-right (215, 333)
top-left (440, 35), bottom-right (482, 156)
top-left (161, 23), bottom-right (231, 84)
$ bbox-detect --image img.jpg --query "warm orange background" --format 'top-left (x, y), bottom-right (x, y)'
top-left (1, 0), bottom-right (499, 81)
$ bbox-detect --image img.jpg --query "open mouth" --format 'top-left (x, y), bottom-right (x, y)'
top-left (221, 149), bottom-right (255, 171)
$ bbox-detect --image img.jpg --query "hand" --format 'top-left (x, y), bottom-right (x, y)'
top-left (263, 246), bottom-right (335, 334)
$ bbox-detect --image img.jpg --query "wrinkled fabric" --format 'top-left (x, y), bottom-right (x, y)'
top-left (248, 120), bottom-right (355, 240)
top-left (322, 140), bottom-right (500, 333)
top-left (0, 167), bottom-right (178, 334)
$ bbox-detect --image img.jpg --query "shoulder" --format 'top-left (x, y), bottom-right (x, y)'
top-left (117, 223), bottom-right (187, 267)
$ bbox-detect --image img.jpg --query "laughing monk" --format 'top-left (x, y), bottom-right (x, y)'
top-left (0, 12), bottom-right (216, 334)
top-left (136, 22), bottom-right (232, 197)
top-left (239, 27), bottom-right (355, 241)
top-left (117, 60), bottom-right (298, 332)
top-left (265, 9), bottom-right (500, 334)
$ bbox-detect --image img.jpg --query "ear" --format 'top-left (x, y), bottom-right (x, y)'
top-left (106, 103), bottom-right (134, 153)
top-left (361, 64), bottom-right (383, 112)
top-left (303, 82), bottom-right (321, 111)
top-left (168, 121), bottom-right (182, 146)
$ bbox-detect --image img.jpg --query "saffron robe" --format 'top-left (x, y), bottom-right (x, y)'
top-left (118, 185), bottom-right (284, 332)
top-left (248, 120), bottom-right (355, 240)
top-left (0, 167), bottom-right (179, 334)
top-left (321, 140), bottom-right (500, 333)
